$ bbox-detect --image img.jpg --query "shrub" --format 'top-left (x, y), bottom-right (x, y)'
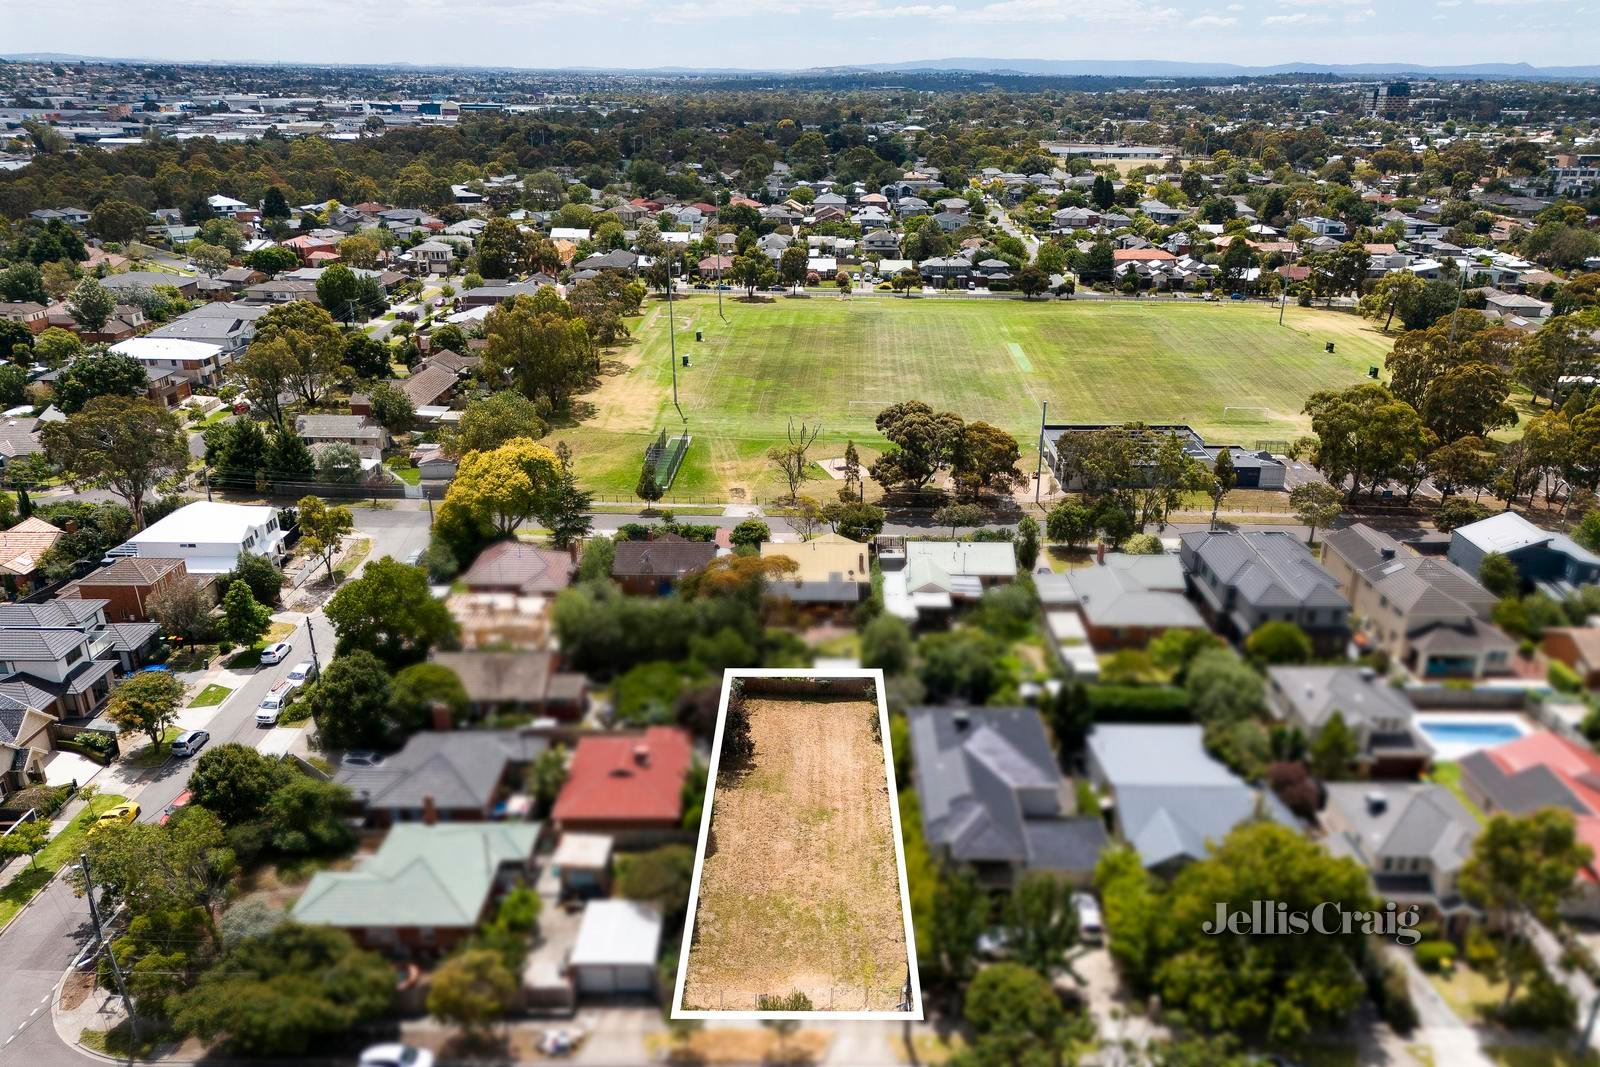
top-left (757, 991), bottom-right (814, 1011)
top-left (1371, 958), bottom-right (1418, 1034)
top-left (1414, 940), bottom-right (1456, 972)
top-left (1083, 685), bottom-right (1188, 722)
top-left (1548, 659), bottom-right (1584, 694)
top-left (1121, 532), bottom-right (1163, 555)
top-left (1498, 972), bottom-right (1576, 1030)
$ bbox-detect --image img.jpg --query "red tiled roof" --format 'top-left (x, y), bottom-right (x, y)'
top-left (552, 726), bottom-right (691, 825)
top-left (460, 541), bottom-right (576, 596)
top-left (1486, 732), bottom-right (1600, 880)
top-left (1112, 248), bottom-right (1177, 263)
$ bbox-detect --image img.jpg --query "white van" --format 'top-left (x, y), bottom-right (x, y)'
top-left (255, 682), bottom-right (293, 727)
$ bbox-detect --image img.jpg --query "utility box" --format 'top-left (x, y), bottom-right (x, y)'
top-left (682, 355), bottom-right (690, 367)
top-left (695, 330), bottom-right (703, 341)
top-left (1325, 341), bottom-right (1336, 353)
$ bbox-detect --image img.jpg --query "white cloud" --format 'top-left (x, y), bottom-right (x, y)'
top-left (1226, 1), bottom-right (1244, 7)
top-left (1190, 12), bottom-right (1238, 25)
top-left (835, 3), bottom-right (956, 17)
top-left (1344, 6), bottom-right (1376, 19)
top-left (1263, 10), bottom-right (1330, 22)
top-left (946, 0), bottom-right (1179, 23)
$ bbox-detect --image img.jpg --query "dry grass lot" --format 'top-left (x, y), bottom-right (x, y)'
top-left (682, 697), bottom-right (909, 1013)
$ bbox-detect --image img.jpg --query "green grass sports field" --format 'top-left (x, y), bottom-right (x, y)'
top-left (549, 295), bottom-right (1394, 500)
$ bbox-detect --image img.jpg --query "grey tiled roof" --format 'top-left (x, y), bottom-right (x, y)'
top-left (1181, 530), bottom-right (1348, 610)
top-left (0, 628), bottom-right (89, 662)
top-left (336, 730), bottom-right (547, 813)
top-left (0, 600), bottom-right (106, 629)
top-left (1459, 749), bottom-right (1587, 815)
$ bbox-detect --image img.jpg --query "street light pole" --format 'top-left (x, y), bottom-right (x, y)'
top-left (666, 258), bottom-right (682, 422)
top-left (1035, 399), bottom-right (1049, 505)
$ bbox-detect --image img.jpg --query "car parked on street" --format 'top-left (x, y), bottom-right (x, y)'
top-left (171, 730), bottom-right (210, 757)
top-left (256, 683), bottom-right (293, 726)
top-left (285, 661), bottom-right (318, 689)
top-left (91, 802), bottom-right (141, 833)
top-left (259, 641), bottom-right (292, 666)
top-left (159, 790), bottom-right (193, 825)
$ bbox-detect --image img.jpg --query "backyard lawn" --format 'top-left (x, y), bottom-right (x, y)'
top-left (551, 296), bottom-right (1393, 500)
top-left (0, 793), bottom-right (129, 929)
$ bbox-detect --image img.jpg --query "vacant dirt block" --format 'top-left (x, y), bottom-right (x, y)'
top-left (681, 696), bottom-right (910, 1013)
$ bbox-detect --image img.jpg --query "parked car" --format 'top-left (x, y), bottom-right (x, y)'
top-left (91, 803), bottom-right (141, 833)
top-left (405, 547), bottom-right (424, 566)
top-left (171, 730), bottom-right (210, 757)
top-left (359, 1046), bottom-right (435, 1067)
top-left (284, 661), bottom-right (318, 689)
top-left (256, 684), bottom-right (293, 727)
top-left (1073, 891), bottom-right (1104, 944)
top-left (159, 790), bottom-right (193, 825)
top-left (343, 750), bottom-right (385, 769)
top-left (259, 641), bottom-right (292, 666)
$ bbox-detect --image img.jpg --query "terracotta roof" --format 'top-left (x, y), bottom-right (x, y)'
top-left (70, 556), bottom-right (187, 586)
top-left (399, 362), bottom-right (458, 408)
top-left (0, 518), bottom-right (64, 577)
top-left (552, 726), bottom-right (691, 825)
top-left (429, 650), bottom-right (578, 706)
top-left (461, 541), bottom-right (575, 596)
top-left (1112, 248), bottom-right (1177, 262)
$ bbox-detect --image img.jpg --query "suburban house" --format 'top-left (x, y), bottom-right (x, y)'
top-left (115, 501), bottom-right (287, 577)
top-left (0, 695), bottom-right (56, 798)
top-left (1179, 530), bottom-right (1351, 655)
top-left (0, 613), bottom-right (119, 722)
top-left (1542, 627), bottom-right (1600, 688)
top-left (1322, 523), bottom-right (1514, 680)
top-left (294, 414), bottom-right (388, 457)
top-left (1085, 723), bottom-right (1298, 876)
top-left (888, 540), bottom-right (1019, 624)
top-left (1321, 782), bottom-right (1479, 933)
top-left (336, 729), bottom-right (549, 827)
top-left (0, 517), bottom-right (64, 598)
top-left (108, 337), bottom-right (229, 389)
top-left (1044, 424), bottom-right (1286, 491)
top-left (759, 533), bottom-right (870, 615)
top-left (99, 272), bottom-right (198, 301)
top-left (409, 239), bottom-right (455, 274)
top-left (568, 900), bottom-right (663, 997)
top-left (428, 651), bottom-right (587, 720)
top-left (1448, 512), bottom-right (1600, 598)
top-left (907, 705), bottom-right (1108, 889)
top-left (145, 301), bottom-right (267, 358)
top-left (1459, 732), bottom-right (1600, 918)
top-left (551, 726), bottom-right (692, 844)
top-left (1265, 666), bottom-right (1433, 779)
top-left (1059, 552), bottom-right (1207, 651)
top-left (292, 822), bottom-right (541, 956)
top-left (460, 541), bottom-right (575, 598)
top-left (57, 557), bottom-right (191, 623)
top-left (0, 302), bottom-right (48, 332)
top-left (611, 535), bottom-right (718, 596)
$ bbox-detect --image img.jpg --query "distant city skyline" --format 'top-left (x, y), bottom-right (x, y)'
top-left (6, 0), bottom-right (1600, 74)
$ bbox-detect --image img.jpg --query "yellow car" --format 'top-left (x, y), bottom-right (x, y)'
top-left (90, 803), bottom-right (141, 833)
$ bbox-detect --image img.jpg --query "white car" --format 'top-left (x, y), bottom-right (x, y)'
top-left (255, 683), bottom-right (293, 727)
top-left (284, 661), bottom-right (318, 689)
top-left (1073, 891), bottom-right (1104, 944)
top-left (359, 1045), bottom-right (435, 1067)
top-left (258, 641), bottom-right (292, 666)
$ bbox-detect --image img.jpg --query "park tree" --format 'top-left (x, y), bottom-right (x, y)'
top-left (1045, 499), bottom-right (1094, 547)
top-left (428, 949), bottom-right (519, 1039)
top-left (766, 418), bottom-right (821, 502)
top-left (730, 519), bottom-right (770, 549)
top-left (221, 579), bottom-right (271, 647)
top-left (635, 454), bottom-right (663, 505)
top-left (188, 744), bottom-right (291, 826)
top-left (951, 421), bottom-right (1022, 500)
top-left (326, 557), bottom-right (459, 665)
top-left (544, 462), bottom-right (594, 551)
top-left (1016, 264), bottom-right (1049, 299)
top-left (67, 276), bottom-right (115, 331)
top-left (1288, 481), bottom-right (1343, 545)
top-left (933, 502), bottom-right (986, 539)
top-left (869, 401), bottom-right (965, 492)
top-left (298, 495), bottom-right (355, 581)
top-left (482, 290), bottom-right (592, 409)
top-left (171, 925), bottom-right (393, 1057)
top-left (1208, 448), bottom-right (1235, 528)
top-left (1518, 312), bottom-right (1600, 407)
top-left (308, 650), bottom-right (399, 750)
top-left (106, 669), bottom-right (186, 753)
top-left (826, 500), bottom-right (886, 541)
top-left (53, 351), bottom-right (146, 413)
top-left (438, 437), bottom-right (563, 536)
top-left (779, 245), bottom-right (807, 291)
top-left (1360, 271), bottom-right (1428, 332)
top-left (443, 391), bottom-right (547, 458)
top-left (1302, 382), bottom-right (1429, 499)
top-left (41, 396), bottom-right (187, 528)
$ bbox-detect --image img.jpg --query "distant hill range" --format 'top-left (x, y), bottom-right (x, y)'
top-left (5, 52), bottom-right (1600, 81)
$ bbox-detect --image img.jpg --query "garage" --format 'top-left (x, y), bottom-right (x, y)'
top-left (569, 900), bottom-right (662, 998)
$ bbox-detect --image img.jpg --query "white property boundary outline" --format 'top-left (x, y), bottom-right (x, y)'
top-left (670, 667), bottom-right (924, 1021)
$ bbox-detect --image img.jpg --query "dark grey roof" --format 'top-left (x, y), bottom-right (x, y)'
top-left (0, 628), bottom-right (90, 661)
top-left (104, 622), bottom-right (160, 653)
top-left (1180, 530), bottom-right (1348, 611)
top-left (908, 706), bottom-right (1103, 873)
top-left (336, 730), bottom-right (547, 813)
top-left (1459, 749), bottom-right (1587, 815)
top-left (0, 600), bottom-right (106, 629)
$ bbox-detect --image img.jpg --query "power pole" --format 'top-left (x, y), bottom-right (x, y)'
top-left (1279, 283), bottom-right (1287, 327)
top-left (666, 258), bottom-right (684, 425)
top-left (79, 853), bottom-right (137, 1052)
top-left (1035, 400), bottom-right (1049, 505)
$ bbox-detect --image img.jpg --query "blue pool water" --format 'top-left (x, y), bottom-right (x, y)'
top-left (1419, 722), bottom-right (1526, 747)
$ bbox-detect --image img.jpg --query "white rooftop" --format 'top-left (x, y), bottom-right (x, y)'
top-left (570, 900), bottom-right (661, 967)
top-left (129, 501), bottom-right (278, 548)
top-left (110, 337), bottom-right (224, 363)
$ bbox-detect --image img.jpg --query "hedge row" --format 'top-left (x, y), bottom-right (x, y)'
top-left (1084, 684), bottom-right (1189, 722)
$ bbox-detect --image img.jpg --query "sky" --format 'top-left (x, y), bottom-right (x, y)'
top-left (4, 0), bottom-right (1600, 71)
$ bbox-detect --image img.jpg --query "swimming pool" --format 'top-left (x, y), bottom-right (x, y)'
top-left (1415, 714), bottom-right (1532, 761)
